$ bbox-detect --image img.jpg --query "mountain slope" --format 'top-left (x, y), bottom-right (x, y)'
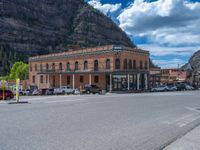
top-left (0, 0), bottom-right (135, 75)
top-left (183, 50), bottom-right (200, 71)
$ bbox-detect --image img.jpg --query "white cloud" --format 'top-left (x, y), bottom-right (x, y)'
top-left (88, 0), bottom-right (122, 15)
top-left (138, 44), bottom-right (200, 57)
top-left (152, 58), bottom-right (186, 69)
top-left (118, 0), bottom-right (200, 46)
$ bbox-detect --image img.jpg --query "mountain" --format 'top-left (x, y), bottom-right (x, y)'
top-left (182, 50), bottom-right (200, 71)
top-left (0, 0), bottom-right (135, 75)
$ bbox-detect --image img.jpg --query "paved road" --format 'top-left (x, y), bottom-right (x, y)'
top-left (0, 91), bottom-right (200, 150)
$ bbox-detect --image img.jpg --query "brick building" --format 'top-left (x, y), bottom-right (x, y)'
top-left (29, 45), bottom-right (149, 92)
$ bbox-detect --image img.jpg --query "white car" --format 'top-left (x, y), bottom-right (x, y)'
top-left (151, 85), bottom-right (169, 92)
top-left (74, 89), bottom-right (81, 95)
top-left (185, 85), bottom-right (194, 90)
top-left (54, 86), bottom-right (74, 95)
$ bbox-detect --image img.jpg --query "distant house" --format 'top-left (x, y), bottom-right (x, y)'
top-left (160, 69), bottom-right (188, 84)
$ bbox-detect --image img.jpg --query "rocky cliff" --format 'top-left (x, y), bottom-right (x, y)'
top-left (183, 50), bottom-right (200, 71)
top-left (0, 0), bottom-right (135, 75)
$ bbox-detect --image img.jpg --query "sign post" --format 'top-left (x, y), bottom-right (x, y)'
top-left (2, 80), bottom-right (5, 100)
top-left (16, 79), bottom-right (20, 102)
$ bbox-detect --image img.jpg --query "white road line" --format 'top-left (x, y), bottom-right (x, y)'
top-left (44, 99), bottom-right (85, 104)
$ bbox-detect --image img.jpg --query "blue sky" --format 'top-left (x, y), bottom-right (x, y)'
top-left (86, 0), bottom-right (200, 68)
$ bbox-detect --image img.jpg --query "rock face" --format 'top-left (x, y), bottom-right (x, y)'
top-left (183, 50), bottom-right (200, 71)
top-left (0, 0), bottom-right (135, 75)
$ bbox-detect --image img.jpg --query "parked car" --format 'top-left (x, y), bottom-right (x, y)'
top-left (167, 84), bottom-right (177, 91)
top-left (0, 90), bottom-right (14, 100)
top-left (45, 89), bottom-right (54, 95)
top-left (32, 89), bottom-right (42, 96)
top-left (74, 89), bottom-right (81, 95)
top-left (151, 85), bottom-right (169, 92)
top-left (54, 86), bottom-right (74, 95)
top-left (21, 89), bottom-right (31, 95)
top-left (185, 85), bottom-right (194, 90)
top-left (82, 84), bottom-right (101, 94)
top-left (176, 83), bottom-right (186, 91)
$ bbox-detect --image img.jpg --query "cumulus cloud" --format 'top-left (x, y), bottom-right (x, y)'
top-left (152, 58), bottom-right (186, 68)
top-left (88, 0), bottom-right (122, 15)
top-left (118, 0), bottom-right (200, 46)
top-left (138, 44), bottom-right (200, 57)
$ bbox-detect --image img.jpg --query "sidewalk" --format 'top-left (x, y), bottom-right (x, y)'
top-left (164, 125), bottom-right (200, 150)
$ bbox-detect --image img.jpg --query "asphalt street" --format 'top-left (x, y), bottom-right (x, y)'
top-left (0, 91), bottom-right (200, 150)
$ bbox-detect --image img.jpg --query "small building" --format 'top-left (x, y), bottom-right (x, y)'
top-left (29, 45), bottom-right (150, 92)
top-left (160, 68), bottom-right (187, 84)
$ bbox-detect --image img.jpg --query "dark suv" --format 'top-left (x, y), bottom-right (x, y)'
top-left (83, 84), bottom-right (101, 94)
top-left (0, 90), bottom-right (14, 100)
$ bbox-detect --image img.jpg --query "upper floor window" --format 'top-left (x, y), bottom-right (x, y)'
top-left (35, 64), bottom-right (37, 71)
top-left (40, 64), bottom-right (43, 72)
top-left (75, 61), bottom-right (79, 71)
top-left (46, 64), bottom-right (49, 71)
top-left (84, 61), bottom-right (88, 70)
top-left (140, 61), bottom-right (143, 69)
top-left (115, 58), bottom-right (120, 70)
top-left (124, 59), bottom-right (128, 70)
top-left (128, 59), bottom-right (132, 70)
top-left (52, 63), bottom-right (55, 71)
top-left (30, 65), bottom-right (32, 72)
top-left (145, 61), bottom-right (148, 69)
top-left (59, 63), bottom-right (62, 71)
top-left (106, 59), bottom-right (110, 70)
top-left (133, 60), bottom-right (136, 69)
top-left (94, 60), bottom-right (99, 71)
top-left (67, 62), bottom-right (70, 71)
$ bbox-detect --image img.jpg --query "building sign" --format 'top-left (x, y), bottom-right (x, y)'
top-left (112, 46), bottom-right (124, 51)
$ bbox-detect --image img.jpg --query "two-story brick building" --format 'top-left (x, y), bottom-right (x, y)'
top-left (29, 45), bottom-right (150, 92)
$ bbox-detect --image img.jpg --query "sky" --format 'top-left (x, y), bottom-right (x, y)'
top-left (86, 0), bottom-right (200, 68)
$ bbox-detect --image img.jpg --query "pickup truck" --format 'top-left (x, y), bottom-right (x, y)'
top-left (54, 86), bottom-right (74, 95)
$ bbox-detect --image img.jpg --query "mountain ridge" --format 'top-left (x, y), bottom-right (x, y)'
top-left (0, 0), bottom-right (135, 75)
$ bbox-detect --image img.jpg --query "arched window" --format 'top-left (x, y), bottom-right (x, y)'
top-left (52, 63), bottom-right (55, 71)
top-left (75, 61), bottom-right (79, 71)
top-left (128, 59), bottom-right (132, 70)
top-left (106, 59), bottom-right (110, 69)
top-left (124, 59), bottom-right (128, 70)
top-left (94, 60), bottom-right (99, 71)
top-left (145, 61), bottom-right (148, 69)
top-left (59, 63), bottom-right (62, 71)
top-left (84, 61), bottom-right (88, 70)
top-left (140, 61), bottom-right (143, 69)
top-left (115, 58), bottom-right (120, 70)
top-left (40, 64), bottom-right (43, 72)
top-left (67, 62), bottom-right (70, 71)
top-left (133, 60), bottom-right (136, 69)
top-left (46, 64), bottom-right (49, 71)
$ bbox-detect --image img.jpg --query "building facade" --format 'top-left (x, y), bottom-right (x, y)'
top-left (149, 67), bottom-right (161, 88)
top-left (160, 69), bottom-right (187, 84)
top-left (29, 45), bottom-right (150, 92)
